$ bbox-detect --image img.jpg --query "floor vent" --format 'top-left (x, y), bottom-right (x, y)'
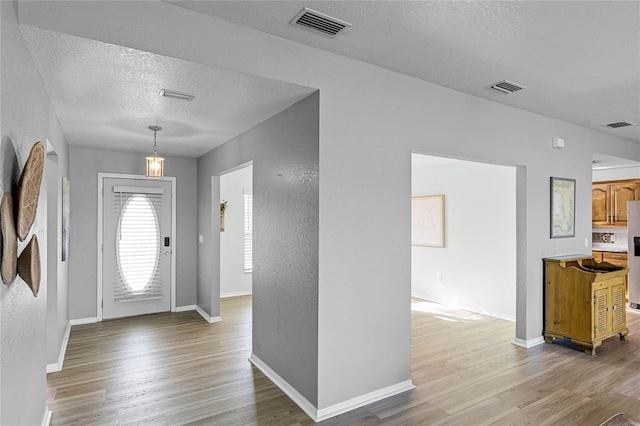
top-left (290, 8), bottom-right (351, 38)
top-left (605, 121), bottom-right (636, 129)
top-left (488, 80), bottom-right (527, 94)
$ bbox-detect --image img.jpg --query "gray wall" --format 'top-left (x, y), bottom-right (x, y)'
top-left (66, 4), bottom-right (638, 411)
top-left (10, 0), bottom-right (640, 416)
top-left (68, 147), bottom-right (197, 319)
top-left (197, 93), bottom-right (319, 405)
top-left (0, 1), bottom-right (69, 423)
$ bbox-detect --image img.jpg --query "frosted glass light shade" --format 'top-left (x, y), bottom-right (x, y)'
top-left (146, 154), bottom-right (164, 178)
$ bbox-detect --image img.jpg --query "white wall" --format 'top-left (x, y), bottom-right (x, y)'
top-left (1, 1), bottom-right (69, 423)
top-left (412, 157), bottom-right (516, 321)
top-left (220, 165), bottom-right (252, 298)
top-left (16, 0), bottom-right (640, 417)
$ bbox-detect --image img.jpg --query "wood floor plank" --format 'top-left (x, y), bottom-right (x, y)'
top-left (427, 396), bottom-right (519, 426)
top-left (47, 297), bottom-right (640, 425)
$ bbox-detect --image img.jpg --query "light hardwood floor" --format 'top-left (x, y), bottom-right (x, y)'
top-left (47, 297), bottom-right (640, 425)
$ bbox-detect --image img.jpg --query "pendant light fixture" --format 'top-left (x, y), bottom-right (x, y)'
top-left (146, 125), bottom-right (164, 178)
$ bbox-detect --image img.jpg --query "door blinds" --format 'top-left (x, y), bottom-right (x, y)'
top-left (112, 187), bottom-right (164, 302)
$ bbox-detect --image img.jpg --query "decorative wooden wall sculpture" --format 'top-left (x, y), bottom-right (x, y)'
top-left (0, 141), bottom-right (44, 295)
top-left (17, 141), bottom-right (45, 241)
top-left (18, 235), bottom-right (40, 297)
top-left (1, 192), bottom-right (17, 284)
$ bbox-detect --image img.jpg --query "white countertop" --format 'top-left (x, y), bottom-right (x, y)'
top-left (592, 243), bottom-right (628, 253)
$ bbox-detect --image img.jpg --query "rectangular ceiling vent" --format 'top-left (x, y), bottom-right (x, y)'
top-left (290, 8), bottom-right (351, 38)
top-left (488, 80), bottom-right (527, 94)
top-left (605, 121), bottom-right (636, 129)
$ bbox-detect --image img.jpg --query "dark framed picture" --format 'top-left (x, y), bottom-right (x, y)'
top-left (550, 177), bottom-right (575, 238)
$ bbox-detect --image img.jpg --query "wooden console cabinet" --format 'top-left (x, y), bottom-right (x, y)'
top-left (544, 255), bottom-right (629, 355)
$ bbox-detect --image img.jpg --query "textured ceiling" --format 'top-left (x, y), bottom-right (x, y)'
top-left (16, 0), bottom-right (640, 158)
top-left (20, 26), bottom-right (316, 158)
top-left (168, 0), bottom-right (640, 144)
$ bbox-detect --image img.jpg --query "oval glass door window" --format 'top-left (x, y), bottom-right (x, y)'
top-left (116, 194), bottom-right (160, 293)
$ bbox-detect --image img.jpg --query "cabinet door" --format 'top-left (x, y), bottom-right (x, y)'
top-left (602, 252), bottom-right (628, 267)
top-left (611, 183), bottom-right (638, 226)
top-left (593, 287), bottom-right (609, 339)
top-left (592, 184), bottom-right (610, 226)
top-left (611, 283), bottom-right (626, 331)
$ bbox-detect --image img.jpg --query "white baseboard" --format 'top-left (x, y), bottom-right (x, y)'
top-left (249, 353), bottom-right (415, 423)
top-left (47, 321), bottom-right (71, 373)
top-left (69, 317), bottom-right (98, 326)
top-left (411, 293), bottom-right (516, 322)
top-left (195, 305), bottom-right (222, 324)
top-left (175, 305), bottom-right (196, 312)
top-left (512, 336), bottom-right (545, 348)
top-left (42, 407), bottom-right (52, 426)
top-left (316, 379), bottom-right (415, 422)
top-left (249, 354), bottom-right (319, 421)
top-left (220, 290), bottom-right (252, 299)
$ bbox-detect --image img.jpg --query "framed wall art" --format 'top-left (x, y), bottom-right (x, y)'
top-left (411, 195), bottom-right (445, 248)
top-left (550, 177), bottom-right (575, 239)
top-left (62, 177), bottom-right (70, 261)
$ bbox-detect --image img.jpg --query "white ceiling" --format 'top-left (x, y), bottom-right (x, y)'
top-left (168, 0), bottom-right (640, 144)
top-left (592, 153), bottom-right (640, 170)
top-left (17, 1), bottom-right (640, 159)
top-left (20, 26), bottom-right (315, 158)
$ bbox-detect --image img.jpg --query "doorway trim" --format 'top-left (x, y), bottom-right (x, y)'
top-left (97, 173), bottom-right (177, 321)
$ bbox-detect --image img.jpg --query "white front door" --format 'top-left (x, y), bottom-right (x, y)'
top-left (102, 177), bottom-right (172, 319)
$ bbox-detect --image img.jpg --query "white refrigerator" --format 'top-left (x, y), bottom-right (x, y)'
top-left (627, 200), bottom-right (640, 309)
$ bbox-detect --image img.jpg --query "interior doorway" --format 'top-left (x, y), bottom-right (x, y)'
top-left (411, 154), bottom-right (517, 321)
top-left (219, 164), bottom-right (253, 299)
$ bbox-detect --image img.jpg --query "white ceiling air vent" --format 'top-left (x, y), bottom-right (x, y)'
top-left (290, 8), bottom-right (351, 38)
top-left (488, 80), bottom-right (527, 94)
top-left (605, 121), bottom-right (636, 129)
top-left (159, 89), bottom-right (195, 101)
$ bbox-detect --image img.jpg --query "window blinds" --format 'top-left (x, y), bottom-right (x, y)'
top-left (244, 193), bottom-right (253, 273)
top-left (113, 190), bottom-right (164, 302)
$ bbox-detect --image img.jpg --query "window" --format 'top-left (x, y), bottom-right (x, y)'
top-left (116, 194), bottom-right (160, 294)
top-left (244, 193), bottom-right (253, 273)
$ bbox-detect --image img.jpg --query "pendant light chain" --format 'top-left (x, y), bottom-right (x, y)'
top-left (153, 129), bottom-right (158, 155)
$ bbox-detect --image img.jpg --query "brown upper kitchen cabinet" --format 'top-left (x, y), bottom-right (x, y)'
top-left (592, 180), bottom-right (639, 226)
top-left (592, 183), bottom-right (610, 226)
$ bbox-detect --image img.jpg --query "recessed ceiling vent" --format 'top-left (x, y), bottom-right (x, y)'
top-left (605, 121), bottom-right (636, 129)
top-left (290, 8), bottom-right (351, 38)
top-left (488, 80), bottom-right (527, 94)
